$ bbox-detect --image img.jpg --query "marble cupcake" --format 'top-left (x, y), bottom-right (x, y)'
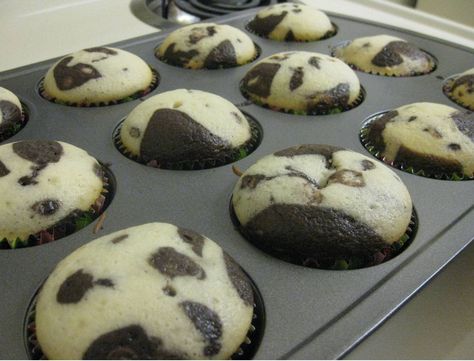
top-left (240, 51), bottom-right (362, 114)
top-left (361, 102), bottom-right (474, 179)
top-left (35, 222), bottom-right (255, 359)
top-left (0, 87), bottom-right (25, 142)
top-left (42, 47), bottom-right (156, 106)
top-left (0, 140), bottom-right (106, 248)
top-left (232, 144), bottom-right (413, 268)
top-left (332, 34), bottom-right (435, 76)
top-left (443, 68), bottom-right (474, 111)
top-left (118, 89), bottom-right (259, 169)
top-left (247, 3), bottom-right (335, 41)
top-left (156, 23), bottom-right (258, 69)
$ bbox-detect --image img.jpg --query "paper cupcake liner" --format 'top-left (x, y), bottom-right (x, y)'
top-left (245, 21), bottom-right (338, 42)
top-left (229, 197), bottom-right (418, 270)
top-left (25, 275), bottom-right (264, 360)
top-left (240, 82), bottom-right (365, 116)
top-left (442, 76), bottom-right (474, 112)
top-left (113, 112), bottom-right (263, 170)
top-left (360, 113), bottom-right (473, 181)
top-left (0, 102), bottom-right (29, 143)
top-left (0, 165), bottom-right (115, 250)
top-left (330, 43), bottom-right (437, 77)
top-left (156, 42), bottom-right (261, 70)
top-left (38, 67), bottom-right (159, 107)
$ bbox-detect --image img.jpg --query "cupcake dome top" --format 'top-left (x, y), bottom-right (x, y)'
top-left (120, 89), bottom-right (252, 167)
top-left (0, 87), bottom-right (22, 126)
top-left (247, 3), bottom-right (334, 41)
top-left (364, 102), bottom-right (474, 178)
top-left (43, 47), bottom-right (154, 105)
top-left (445, 68), bottom-right (474, 110)
top-left (241, 51), bottom-right (361, 114)
top-left (333, 34), bottom-right (435, 76)
top-left (0, 140), bottom-right (104, 243)
top-left (157, 23), bottom-right (257, 69)
top-left (36, 222), bottom-right (254, 359)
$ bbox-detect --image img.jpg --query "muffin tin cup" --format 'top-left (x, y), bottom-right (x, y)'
top-left (442, 74), bottom-right (474, 111)
top-left (37, 68), bottom-right (160, 107)
top-left (113, 112), bottom-right (263, 170)
top-left (0, 102), bottom-right (29, 143)
top-left (1, 8), bottom-right (473, 360)
top-left (359, 113), bottom-right (474, 181)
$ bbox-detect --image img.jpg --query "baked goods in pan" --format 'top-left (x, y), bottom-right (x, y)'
top-left (0, 87), bottom-right (25, 142)
top-left (231, 144), bottom-right (413, 269)
top-left (246, 3), bottom-right (335, 41)
top-left (42, 47), bottom-right (156, 106)
top-left (0, 140), bottom-right (106, 248)
top-left (361, 102), bottom-right (474, 179)
top-left (240, 51), bottom-right (362, 114)
top-left (156, 23), bottom-right (258, 69)
top-left (35, 222), bottom-right (255, 359)
top-left (443, 68), bottom-right (474, 111)
top-left (332, 34), bottom-right (435, 76)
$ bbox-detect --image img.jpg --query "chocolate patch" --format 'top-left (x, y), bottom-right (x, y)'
top-left (223, 252), bottom-right (254, 306)
top-left (274, 144), bottom-right (343, 164)
top-left (285, 165), bottom-right (320, 187)
top-left (306, 82), bottom-right (351, 114)
top-left (242, 63), bottom-right (281, 98)
top-left (161, 43), bottom-right (199, 67)
top-left (243, 204), bottom-right (387, 259)
top-left (408, 116), bottom-right (417, 122)
top-left (270, 54), bottom-right (291, 62)
top-left (111, 234), bottom-right (128, 244)
top-left (362, 42), bottom-right (371, 48)
top-left (95, 279), bottom-right (114, 288)
top-left (56, 269), bottom-right (94, 304)
top-left (240, 174), bottom-right (267, 189)
top-left (84, 47), bottom-right (118, 55)
top-left (361, 159), bottom-right (375, 170)
top-left (13, 140), bottom-right (63, 164)
top-left (180, 301), bottom-right (222, 356)
top-left (140, 108), bottom-right (231, 164)
top-left (189, 26), bottom-right (217, 44)
top-left (366, 110), bottom-right (400, 152)
top-left (203, 40), bottom-right (237, 69)
top-left (448, 143), bottom-right (461, 151)
top-left (451, 111), bottom-right (474, 141)
top-left (289, 67), bottom-right (304, 91)
top-left (308, 56), bottom-right (321, 69)
top-left (129, 127), bottom-right (141, 138)
top-left (178, 227), bottom-right (205, 257)
top-left (149, 247), bottom-right (206, 279)
top-left (423, 127), bottom-right (442, 139)
top-left (163, 284), bottom-right (177, 297)
top-left (395, 145), bottom-right (463, 175)
top-left (372, 41), bottom-right (430, 67)
top-left (84, 325), bottom-right (185, 359)
top-left (0, 100), bottom-right (22, 124)
top-left (285, 30), bottom-right (296, 41)
top-left (53, 56), bottom-right (101, 90)
top-left (328, 169), bottom-right (365, 187)
top-left (0, 160), bottom-right (9, 177)
top-left (231, 111), bottom-right (244, 124)
top-left (31, 199), bottom-right (61, 216)
top-left (292, 8), bottom-right (302, 13)
top-left (247, 11), bottom-right (288, 37)
top-left (451, 74), bottom-right (474, 94)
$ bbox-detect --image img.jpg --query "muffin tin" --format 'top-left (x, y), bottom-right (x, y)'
top-left (0, 8), bottom-right (473, 359)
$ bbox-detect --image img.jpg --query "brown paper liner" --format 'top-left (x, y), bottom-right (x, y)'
top-left (360, 113), bottom-right (473, 181)
top-left (240, 82), bottom-right (365, 116)
top-left (25, 272), bottom-right (264, 360)
top-left (0, 164), bottom-right (115, 250)
top-left (113, 112), bottom-right (263, 170)
top-left (0, 102), bottom-right (29, 143)
top-left (230, 197), bottom-right (418, 270)
top-left (442, 75), bottom-right (474, 112)
top-left (38, 67), bottom-right (159, 107)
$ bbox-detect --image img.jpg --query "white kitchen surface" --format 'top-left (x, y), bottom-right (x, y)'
top-left (0, 0), bottom-right (473, 359)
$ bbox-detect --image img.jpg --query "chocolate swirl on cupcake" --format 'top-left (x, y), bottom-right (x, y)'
top-left (443, 68), bottom-right (474, 111)
top-left (0, 87), bottom-right (25, 142)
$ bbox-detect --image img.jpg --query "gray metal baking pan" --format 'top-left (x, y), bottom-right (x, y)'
top-left (0, 8), bottom-right (473, 360)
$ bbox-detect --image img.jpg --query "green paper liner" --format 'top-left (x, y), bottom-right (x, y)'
top-left (0, 164), bottom-right (115, 250)
top-left (38, 67), bottom-right (159, 107)
top-left (230, 197), bottom-right (418, 270)
top-left (245, 21), bottom-right (338, 42)
top-left (0, 102), bottom-right (29, 143)
top-left (442, 75), bottom-right (474, 112)
top-left (113, 112), bottom-right (263, 170)
top-left (360, 112), bottom-right (474, 181)
top-left (24, 272), bottom-right (265, 360)
top-left (330, 42), bottom-right (437, 77)
top-left (240, 82), bottom-right (365, 116)
top-left (155, 42), bottom-right (261, 70)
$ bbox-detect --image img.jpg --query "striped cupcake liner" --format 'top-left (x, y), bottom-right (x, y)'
top-left (38, 67), bottom-right (159, 107)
